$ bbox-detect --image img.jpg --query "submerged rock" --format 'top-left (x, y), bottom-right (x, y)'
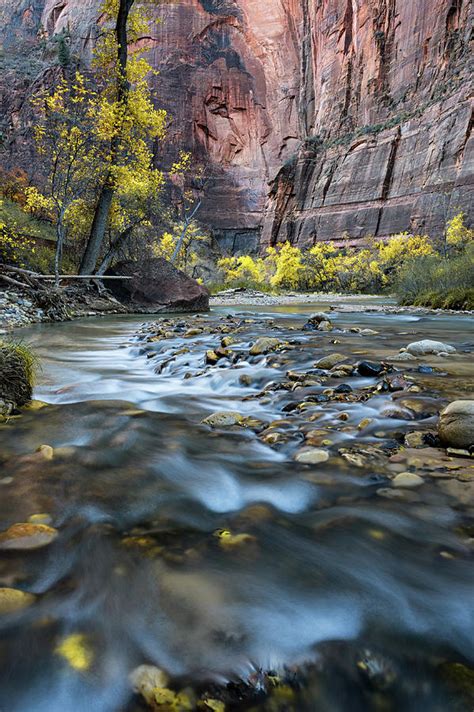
top-left (393, 352), bottom-right (417, 362)
top-left (295, 448), bottom-right (329, 464)
top-left (392, 472), bottom-right (424, 488)
top-left (0, 588), bottom-right (35, 614)
top-left (404, 431), bottom-right (427, 448)
top-left (439, 401), bottom-right (474, 450)
top-left (0, 523), bottom-right (58, 550)
top-left (439, 661), bottom-right (474, 707)
top-left (315, 353), bottom-right (346, 370)
top-left (249, 337), bottom-right (281, 355)
top-left (404, 340), bottom-right (456, 356)
top-left (202, 412), bottom-right (243, 427)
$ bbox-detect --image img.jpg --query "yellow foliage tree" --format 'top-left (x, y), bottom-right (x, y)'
top-left (79, 0), bottom-right (168, 274)
top-left (266, 242), bottom-right (305, 290)
top-left (153, 219), bottom-right (209, 273)
top-left (28, 74), bottom-right (104, 280)
top-left (446, 211), bottom-right (474, 250)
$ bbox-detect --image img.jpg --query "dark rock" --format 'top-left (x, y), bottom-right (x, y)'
top-left (107, 258), bottom-right (209, 313)
top-left (307, 394), bottom-right (330, 403)
top-left (334, 384), bottom-right (353, 394)
top-left (386, 375), bottom-right (409, 392)
top-left (357, 361), bottom-right (384, 377)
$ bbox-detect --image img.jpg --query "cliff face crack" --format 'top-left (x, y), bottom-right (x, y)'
top-left (342, 0), bottom-right (354, 55)
top-left (374, 127), bottom-right (401, 236)
top-left (455, 107), bottom-right (473, 167)
top-left (381, 128), bottom-right (401, 203)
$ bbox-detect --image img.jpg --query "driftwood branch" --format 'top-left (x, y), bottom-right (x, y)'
top-left (17, 275), bottom-right (133, 281)
top-left (0, 274), bottom-right (34, 290)
top-left (0, 263), bottom-right (132, 294)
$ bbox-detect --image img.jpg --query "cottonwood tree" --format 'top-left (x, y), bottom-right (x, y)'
top-left (79, 0), bottom-right (167, 274)
top-left (27, 73), bottom-right (104, 282)
top-left (168, 153), bottom-right (209, 266)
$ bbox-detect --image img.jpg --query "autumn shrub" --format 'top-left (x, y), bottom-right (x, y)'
top-left (0, 168), bottom-right (29, 206)
top-left (214, 213), bottom-right (472, 310)
top-left (152, 220), bottom-right (209, 273)
top-left (215, 238), bottom-right (432, 295)
top-left (395, 242), bottom-right (474, 310)
top-left (216, 254), bottom-right (269, 291)
top-left (266, 242), bottom-right (305, 290)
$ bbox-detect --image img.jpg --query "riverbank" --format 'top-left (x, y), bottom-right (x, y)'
top-left (1, 284), bottom-right (473, 333)
top-left (210, 288), bottom-right (474, 315)
top-left (0, 286), bottom-right (126, 331)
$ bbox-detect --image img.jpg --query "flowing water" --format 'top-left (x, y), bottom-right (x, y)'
top-left (1, 304), bottom-right (474, 712)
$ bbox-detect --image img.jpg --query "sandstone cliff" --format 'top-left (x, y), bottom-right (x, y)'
top-left (0, 0), bottom-right (472, 252)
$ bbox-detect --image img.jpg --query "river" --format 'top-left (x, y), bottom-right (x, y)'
top-left (1, 304), bottom-right (473, 711)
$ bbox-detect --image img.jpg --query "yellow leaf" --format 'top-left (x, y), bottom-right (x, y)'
top-left (55, 633), bottom-right (93, 672)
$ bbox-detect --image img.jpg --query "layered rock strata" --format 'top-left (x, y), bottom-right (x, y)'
top-left (0, 0), bottom-right (472, 251)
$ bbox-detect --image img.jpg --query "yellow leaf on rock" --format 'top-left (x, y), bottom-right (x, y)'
top-left (198, 699), bottom-right (225, 712)
top-left (213, 529), bottom-right (256, 549)
top-left (55, 633), bottom-right (93, 672)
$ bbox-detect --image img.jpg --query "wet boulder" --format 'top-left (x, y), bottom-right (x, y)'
top-left (249, 337), bottom-right (281, 356)
top-left (315, 353), bottom-right (346, 370)
top-left (404, 340), bottom-right (456, 357)
top-left (438, 400), bottom-right (474, 450)
top-left (201, 411), bottom-right (243, 427)
top-left (107, 258), bottom-right (209, 313)
top-left (303, 312), bottom-right (331, 331)
top-left (295, 448), bottom-right (330, 464)
top-left (357, 361), bottom-right (384, 377)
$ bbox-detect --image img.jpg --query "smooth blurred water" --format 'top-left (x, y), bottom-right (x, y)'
top-left (0, 305), bottom-right (473, 711)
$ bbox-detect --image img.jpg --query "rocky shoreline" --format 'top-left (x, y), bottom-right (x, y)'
top-left (210, 289), bottom-right (474, 315)
top-left (0, 286), bottom-right (126, 332)
top-left (1, 286), bottom-right (473, 333)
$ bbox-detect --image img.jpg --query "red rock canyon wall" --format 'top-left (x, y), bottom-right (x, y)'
top-left (0, 0), bottom-right (472, 252)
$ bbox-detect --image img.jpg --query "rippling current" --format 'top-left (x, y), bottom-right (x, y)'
top-left (1, 304), bottom-right (474, 711)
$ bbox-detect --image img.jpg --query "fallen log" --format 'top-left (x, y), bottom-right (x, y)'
top-left (25, 275), bottom-right (134, 280)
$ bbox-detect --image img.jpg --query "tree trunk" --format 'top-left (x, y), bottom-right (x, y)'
top-left (171, 199), bottom-right (202, 265)
top-left (96, 224), bottom-right (134, 275)
top-left (54, 209), bottom-right (67, 286)
top-left (79, 0), bottom-right (134, 275)
top-left (79, 185), bottom-right (114, 274)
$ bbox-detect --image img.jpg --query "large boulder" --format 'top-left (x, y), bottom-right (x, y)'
top-left (438, 401), bottom-right (474, 450)
top-left (107, 258), bottom-right (209, 313)
top-left (404, 340), bottom-right (456, 356)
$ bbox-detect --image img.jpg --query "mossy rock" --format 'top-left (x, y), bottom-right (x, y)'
top-left (0, 341), bottom-right (36, 407)
top-left (0, 587), bottom-right (35, 614)
top-left (439, 662), bottom-right (474, 709)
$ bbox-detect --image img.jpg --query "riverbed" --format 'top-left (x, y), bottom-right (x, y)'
top-left (1, 304), bottom-right (474, 712)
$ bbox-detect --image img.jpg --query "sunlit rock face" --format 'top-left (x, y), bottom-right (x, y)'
top-left (0, 0), bottom-right (472, 251)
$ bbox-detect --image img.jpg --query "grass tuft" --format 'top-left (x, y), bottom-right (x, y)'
top-left (0, 341), bottom-right (38, 407)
